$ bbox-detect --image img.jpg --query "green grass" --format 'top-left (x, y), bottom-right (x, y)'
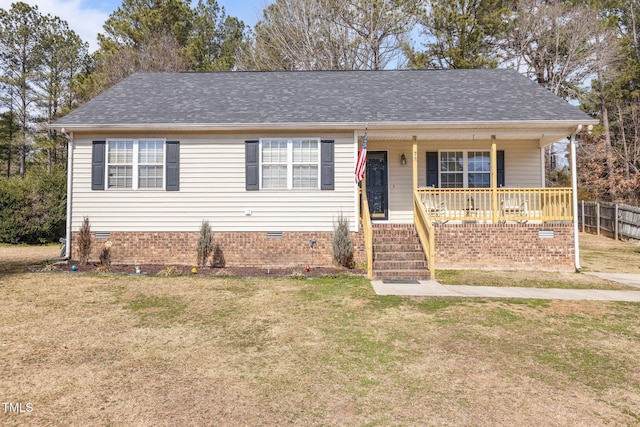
top-left (124, 295), bottom-right (188, 327)
top-left (436, 269), bottom-right (637, 290)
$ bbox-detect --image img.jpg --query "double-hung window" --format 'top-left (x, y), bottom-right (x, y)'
top-left (261, 138), bottom-right (320, 190)
top-left (107, 140), bottom-right (133, 189)
top-left (439, 150), bottom-right (490, 188)
top-left (138, 141), bottom-right (164, 189)
top-left (107, 139), bottom-right (165, 189)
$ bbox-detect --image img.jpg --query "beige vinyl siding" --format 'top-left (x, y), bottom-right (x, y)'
top-left (367, 138), bottom-right (543, 223)
top-left (71, 132), bottom-right (356, 233)
top-left (502, 142), bottom-right (543, 188)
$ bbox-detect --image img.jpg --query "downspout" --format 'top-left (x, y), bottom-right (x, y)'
top-left (570, 125), bottom-right (582, 271)
top-left (65, 130), bottom-right (73, 259)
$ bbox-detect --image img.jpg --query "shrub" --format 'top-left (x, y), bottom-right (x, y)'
top-left (158, 266), bottom-right (181, 277)
top-left (332, 213), bottom-right (354, 269)
top-left (77, 217), bottom-right (92, 265)
top-left (0, 165), bottom-right (66, 244)
top-left (211, 243), bottom-right (226, 267)
top-left (289, 272), bottom-right (307, 280)
top-left (196, 220), bottom-right (213, 267)
top-left (99, 241), bottom-right (112, 268)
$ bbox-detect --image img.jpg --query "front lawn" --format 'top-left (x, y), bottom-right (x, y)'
top-left (1, 250), bottom-right (639, 425)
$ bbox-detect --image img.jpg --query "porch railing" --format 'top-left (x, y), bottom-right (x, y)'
top-left (413, 190), bottom-right (436, 280)
top-left (360, 188), bottom-right (374, 278)
top-left (416, 187), bottom-right (573, 223)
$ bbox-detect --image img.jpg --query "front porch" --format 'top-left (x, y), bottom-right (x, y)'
top-left (358, 136), bottom-right (577, 279)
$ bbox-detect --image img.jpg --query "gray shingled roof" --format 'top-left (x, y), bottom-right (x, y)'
top-left (54, 69), bottom-right (593, 127)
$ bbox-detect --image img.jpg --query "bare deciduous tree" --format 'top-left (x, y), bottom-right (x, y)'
top-left (240, 0), bottom-right (415, 71)
top-left (504, 0), bottom-right (615, 100)
top-left (91, 32), bottom-right (188, 98)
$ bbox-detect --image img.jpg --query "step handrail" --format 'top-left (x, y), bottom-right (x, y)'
top-left (413, 190), bottom-right (436, 280)
top-left (361, 188), bottom-right (374, 278)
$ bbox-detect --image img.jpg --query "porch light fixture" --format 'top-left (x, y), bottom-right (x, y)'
top-left (400, 153), bottom-right (407, 166)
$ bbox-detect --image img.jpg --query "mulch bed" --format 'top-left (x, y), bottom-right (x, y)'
top-left (38, 261), bottom-right (365, 278)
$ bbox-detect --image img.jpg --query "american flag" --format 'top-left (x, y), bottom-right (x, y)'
top-left (355, 129), bottom-right (367, 184)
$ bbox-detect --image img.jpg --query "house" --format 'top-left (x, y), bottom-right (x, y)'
top-left (51, 69), bottom-right (597, 279)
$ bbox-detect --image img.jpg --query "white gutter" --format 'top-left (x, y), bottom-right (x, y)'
top-left (65, 131), bottom-right (73, 259)
top-left (48, 119), bottom-right (599, 133)
top-left (570, 125), bottom-right (582, 271)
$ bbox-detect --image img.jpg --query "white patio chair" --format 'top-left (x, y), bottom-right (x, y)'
top-left (424, 194), bottom-right (448, 220)
top-left (501, 196), bottom-right (528, 223)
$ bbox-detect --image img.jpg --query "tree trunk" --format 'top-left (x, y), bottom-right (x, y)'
top-left (600, 90), bottom-right (616, 200)
top-left (6, 138), bottom-right (11, 177)
top-left (617, 103), bottom-right (631, 179)
top-left (630, 1), bottom-right (639, 62)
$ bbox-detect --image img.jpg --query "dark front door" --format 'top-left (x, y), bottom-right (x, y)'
top-left (366, 151), bottom-right (388, 220)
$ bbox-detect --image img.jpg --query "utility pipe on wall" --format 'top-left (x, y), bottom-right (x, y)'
top-left (65, 130), bottom-right (73, 259)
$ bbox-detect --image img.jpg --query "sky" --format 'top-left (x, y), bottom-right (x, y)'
top-left (0, 0), bottom-right (270, 52)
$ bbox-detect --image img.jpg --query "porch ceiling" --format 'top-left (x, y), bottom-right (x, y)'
top-left (363, 129), bottom-right (575, 147)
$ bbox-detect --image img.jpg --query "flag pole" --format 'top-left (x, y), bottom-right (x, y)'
top-left (362, 156), bottom-right (366, 197)
top-left (354, 122), bottom-right (369, 222)
top-left (361, 124), bottom-right (368, 195)
top-left (355, 123), bottom-right (369, 222)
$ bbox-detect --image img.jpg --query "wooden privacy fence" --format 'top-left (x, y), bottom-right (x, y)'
top-left (578, 201), bottom-right (640, 242)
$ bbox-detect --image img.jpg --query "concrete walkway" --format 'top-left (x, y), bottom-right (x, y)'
top-left (584, 272), bottom-right (640, 289)
top-left (372, 274), bottom-right (640, 302)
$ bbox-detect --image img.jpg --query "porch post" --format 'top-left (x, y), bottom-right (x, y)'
top-left (412, 135), bottom-right (418, 191)
top-left (491, 135), bottom-right (498, 223)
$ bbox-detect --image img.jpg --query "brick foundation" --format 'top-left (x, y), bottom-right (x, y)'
top-left (434, 223), bottom-right (575, 271)
top-left (72, 230), bottom-right (366, 267)
top-left (72, 223), bottom-right (574, 271)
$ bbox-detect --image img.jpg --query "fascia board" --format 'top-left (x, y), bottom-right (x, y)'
top-left (48, 119), bottom-right (599, 133)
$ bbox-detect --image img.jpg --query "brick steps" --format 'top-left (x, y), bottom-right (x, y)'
top-left (372, 224), bottom-right (430, 281)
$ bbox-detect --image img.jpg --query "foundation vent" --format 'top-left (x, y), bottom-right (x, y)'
top-left (267, 232), bottom-right (283, 238)
top-left (538, 230), bottom-right (555, 239)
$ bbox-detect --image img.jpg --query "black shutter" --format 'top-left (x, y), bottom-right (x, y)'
top-left (426, 151), bottom-right (438, 187)
top-left (245, 140), bottom-right (259, 191)
top-left (320, 140), bottom-right (334, 190)
top-left (92, 140), bottom-right (106, 190)
top-left (166, 141), bottom-right (180, 191)
top-left (497, 150), bottom-right (505, 187)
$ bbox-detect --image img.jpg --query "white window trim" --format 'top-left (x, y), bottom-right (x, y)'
top-left (259, 138), bottom-right (321, 190)
top-left (106, 138), bottom-right (167, 190)
top-left (438, 150), bottom-right (491, 188)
